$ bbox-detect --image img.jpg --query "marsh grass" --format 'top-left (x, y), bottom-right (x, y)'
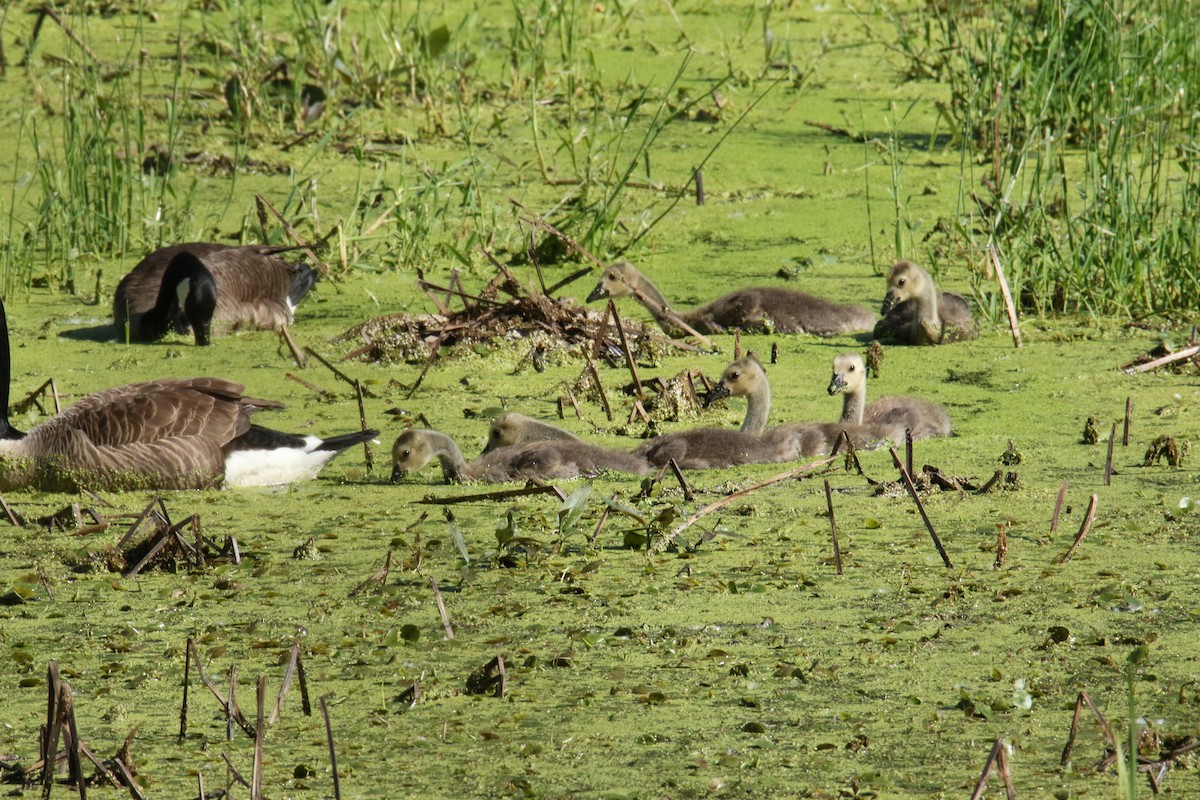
top-left (881, 0), bottom-right (1200, 318)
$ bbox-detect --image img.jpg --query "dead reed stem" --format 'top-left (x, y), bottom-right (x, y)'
top-left (1050, 480), bottom-right (1068, 534)
top-left (1123, 396), bottom-right (1133, 445)
top-left (1055, 494), bottom-right (1098, 564)
top-left (584, 358), bottom-right (613, 421)
top-left (988, 242), bottom-right (1022, 348)
top-left (320, 696), bottom-right (342, 800)
top-left (279, 326), bottom-right (307, 368)
top-left (607, 300), bottom-right (642, 397)
top-left (252, 677), bottom-right (265, 800)
top-left (889, 449), bottom-right (953, 568)
top-left (430, 577), bottom-right (455, 639)
top-left (1122, 344), bottom-right (1200, 374)
top-left (823, 479), bottom-right (843, 575)
top-left (354, 380), bottom-right (375, 471)
top-left (653, 456), bottom-right (836, 553)
top-left (1103, 423), bottom-right (1116, 485)
top-left (969, 737), bottom-right (1016, 800)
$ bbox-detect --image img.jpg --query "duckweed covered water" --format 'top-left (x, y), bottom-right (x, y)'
top-left (2, 2), bottom-right (1199, 798)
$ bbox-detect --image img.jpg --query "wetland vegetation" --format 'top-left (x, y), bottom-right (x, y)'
top-left (1, 0), bottom-right (1199, 797)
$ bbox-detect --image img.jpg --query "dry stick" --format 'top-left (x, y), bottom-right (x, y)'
top-left (994, 524), bottom-right (1008, 570)
top-left (905, 428), bottom-right (914, 478)
top-left (543, 266), bottom-right (593, 298)
top-left (653, 456), bottom-right (837, 554)
top-left (42, 664), bottom-right (63, 800)
top-left (1122, 344), bottom-right (1200, 374)
top-left (0, 490), bottom-right (23, 526)
top-left (304, 347), bottom-right (365, 391)
top-left (1103, 423), bottom-right (1116, 485)
top-left (184, 640), bottom-right (254, 736)
top-left (988, 242), bottom-right (1022, 348)
top-left (694, 167), bottom-right (705, 205)
top-left (430, 577), bottom-right (455, 639)
top-left (823, 479), bottom-right (843, 575)
top-left (60, 685), bottom-right (86, 800)
top-left (179, 643), bottom-right (191, 742)
top-left (607, 300), bottom-right (643, 398)
top-left (254, 194), bottom-right (331, 279)
top-left (220, 753), bottom-right (250, 789)
top-left (268, 645), bottom-right (302, 725)
top-left (350, 550), bottom-right (393, 597)
top-left (320, 696), bottom-right (343, 800)
top-left (354, 381), bottom-right (375, 471)
top-left (560, 382), bottom-right (583, 419)
top-left (585, 358), bottom-right (614, 421)
top-left (226, 665), bottom-right (237, 742)
top-left (667, 458), bottom-right (693, 501)
top-left (968, 738), bottom-right (1002, 800)
top-left (587, 503), bottom-right (612, 548)
top-left (285, 372), bottom-right (333, 399)
top-left (251, 677), bottom-right (266, 800)
top-left (1050, 480), bottom-right (1068, 534)
top-left (1123, 396), bottom-right (1133, 446)
top-left (111, 758), bottom-right (144, 800)
top-left (279, 326), bottom-right (307, 368)
top-left (1055, 494), bottom-right (1098, 564)
top-left (22, 6), bottom-right (100, 65)
top-left (405, 336), bottom-right (444, 400)
top-left (888, 448), bottom-right (953, 568)
top-left (416, 483), bottom-right (567, 505)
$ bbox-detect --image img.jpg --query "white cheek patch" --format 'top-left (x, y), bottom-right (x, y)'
top-left (176, 276), bottom-right (192, 308)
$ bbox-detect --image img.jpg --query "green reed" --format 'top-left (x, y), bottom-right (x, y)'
top-left (883, 0), bottom-right (1199, 317)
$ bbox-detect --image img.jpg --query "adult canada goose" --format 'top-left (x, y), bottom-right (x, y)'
top-left (873, 260), bottom-right (978, 345)
top-left (113, 243), bottom-right (318, 345)
top-left (586, 261), bottom-right (876, 337)
top-left (827, 352), bottom-right (951, 442)
top-left (391, 429), bottom-right (652, 483)
top-left (0, 298), bottom-right (376, 491)
top-left (481, 412), bottom-right (582, 455)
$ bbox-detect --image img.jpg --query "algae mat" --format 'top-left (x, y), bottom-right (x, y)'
top-left (1, 1), bottom-right (1199, 798)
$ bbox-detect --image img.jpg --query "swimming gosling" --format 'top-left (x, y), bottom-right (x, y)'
top-left (587, 261), bottom-right (876, 337)
top-left (873, 260), bottom-right (978, 345)
top-left (391, 429), bottom-right (652, 484)
top-left (827, 352), bottom-right (951, 443)
top-left (481, 412), bottom-right (582, 455)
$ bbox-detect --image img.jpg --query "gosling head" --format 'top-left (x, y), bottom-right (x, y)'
top-left (586, 261), bottom-right (639, 303)
top-left (390, 430), bottom-right (436, 482)
top-left (880, 260), bottom-right (930, 315)
top-left (703, 353), bottom-right (765, 407)
top-left (483, 412), bottom-right (521, 454)
top-left (828, 353), bottom-right (867, 396)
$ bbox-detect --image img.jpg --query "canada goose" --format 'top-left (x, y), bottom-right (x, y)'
top-left (113, 243), bottom-right (318, 345)
top-left (827, 352), bottom-right (951, 442)
top-left (0, 298), bottom-right (376, 491)
top-left (481, 412), bottom-right (582, 455)
top-left (391, 429), bottom-right (652, 483)
top-left (873, 260), bottom-right (978, 345)
top-left (586, 261), bottom-right (876, 337)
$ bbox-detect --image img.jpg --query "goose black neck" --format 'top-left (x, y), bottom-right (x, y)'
top-left (143, 252), bottom-right (218, 346)
top-left (0, 296), bottom-right (24, 440)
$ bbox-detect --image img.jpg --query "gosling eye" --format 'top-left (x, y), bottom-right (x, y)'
top-left (847, 364), bottom-right (856, 373)
top-left (729, 371), bottom-right (741, 381)
top-left (896, 278), bottom-right (907, 287)
top-left (401, 449), bottom-right (412, 459)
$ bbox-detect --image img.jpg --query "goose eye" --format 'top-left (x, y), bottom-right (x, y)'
top-left (897, 278), bottom-right (906, 287)
top-left (401, 449), bottom-right (411, 458)
top-left (729, 371), bottom-right (740, 380)
top-left (848, 364), bottom-right (855, 372)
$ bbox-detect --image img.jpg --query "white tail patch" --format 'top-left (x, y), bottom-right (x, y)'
top-left (223, 436), bottom-right (341, 486)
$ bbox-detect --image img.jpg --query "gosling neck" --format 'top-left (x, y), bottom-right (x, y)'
top-left (913, 279), bottom-right (943, 344)
top-left (741, 380), bottom-right (771, 434)
top-left (427, 431), bottom-right (470, 483)
top-left (840, 379), bottom-right (866, 426)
